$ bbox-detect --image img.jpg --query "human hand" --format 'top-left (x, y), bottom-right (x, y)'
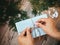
top-left (35, 18), bottom-right (58, 37)
top-left (18, 28), bottom-right (34, 45)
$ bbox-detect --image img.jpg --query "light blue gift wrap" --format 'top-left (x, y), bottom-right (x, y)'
top-left (15, 14), bottom-right (48, 38)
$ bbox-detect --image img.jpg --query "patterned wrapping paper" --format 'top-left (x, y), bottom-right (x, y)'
top-left (15, 14), bottom-right (48, 38)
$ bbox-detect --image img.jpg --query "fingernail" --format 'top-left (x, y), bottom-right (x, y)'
top-left (26, 27), bottom-right (30, 29)
top-left (35, 23), bottom-right (38, 25)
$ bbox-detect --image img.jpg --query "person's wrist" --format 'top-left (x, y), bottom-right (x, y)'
top-left (31, 44), bottom-right (34, 45)
top-left (48, 28), bottom-right (57, 37)
top-left (55, 30), bottom-right (60, 40)
top-left (51, 29), bottom-right (60, 40)
top-left (30, 42), bottom-right (34, 45)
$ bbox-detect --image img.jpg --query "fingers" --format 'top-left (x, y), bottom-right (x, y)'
top-left (26, 28), bottom-right (32, 37)
top-left (37, 17), bottom-right (53, 22)
top-left (35, 18), bottom-right (47, 27)
top-left (35, 23), bottom-right (44, 28)
top-left (36, 18), bottom-right (47, 23)
top-left (20, 27), bottom-right (32, 37)
top-left (35, 18), bottom-right (49, 28)
top-left (36, 17), bottom-right (53, 24)
top-left (20, 29), bottom-right (26, 36)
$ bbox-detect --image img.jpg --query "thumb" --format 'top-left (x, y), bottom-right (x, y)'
top-left (35, 23), bottom-right (44, 28)
top-left (26, 28), bottom-right (32, 37)
top-left (20, 30), bottom-right (26, 36)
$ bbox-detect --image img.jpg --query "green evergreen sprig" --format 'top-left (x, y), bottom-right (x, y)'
top-left (0, 0), bottom-right (29, 31)
top-left (30, 0), bottom-right (60, 15)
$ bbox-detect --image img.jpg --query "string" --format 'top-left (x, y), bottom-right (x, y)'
top-left (31, 18), bottom-right (41, 37)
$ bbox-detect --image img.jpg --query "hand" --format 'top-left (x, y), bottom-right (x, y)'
top-left (18, 28), bottom-right (34, 45)
top-left (35, 18), bottom-right (59, 38)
